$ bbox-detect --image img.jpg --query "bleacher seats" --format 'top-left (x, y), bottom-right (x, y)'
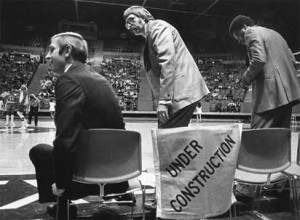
top-left (103, 39), bottom-right (142, 53)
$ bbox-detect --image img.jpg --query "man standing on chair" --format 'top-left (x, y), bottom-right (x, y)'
top-left (229, 15), bottom-right (300, 128)
top-left (124, 6), bottom-right (209, 128)
top-left (29, 32), bottom-right (128, 216)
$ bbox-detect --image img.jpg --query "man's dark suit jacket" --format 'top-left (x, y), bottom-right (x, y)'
top-left (53, 61), bottom-right (125, 190)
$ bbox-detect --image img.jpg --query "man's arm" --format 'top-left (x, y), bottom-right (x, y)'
top-left (243, 28), bottom-right (267, 84)
top-left (149, 21), bottom-right (176, 103)
top-left (53, 75), bottom-right (85, 190)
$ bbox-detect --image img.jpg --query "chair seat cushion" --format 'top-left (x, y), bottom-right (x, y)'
top-left (235, 169), bottom-right (288, 184)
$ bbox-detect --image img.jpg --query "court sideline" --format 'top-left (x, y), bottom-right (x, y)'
top-left (0, 117), bottom-right (297, 219)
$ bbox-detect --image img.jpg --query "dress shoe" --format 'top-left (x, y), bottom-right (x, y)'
top-left (145, 200), bottom-right (156, 210)
top-left (47, 202), bottom-right (77, 219)
top-left (103, 193), bottom-right (136, 205)
top-left (234, 190), bottom-right (254, 204)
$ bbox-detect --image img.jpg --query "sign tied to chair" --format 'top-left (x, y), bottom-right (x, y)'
top-left (152, 124), bottom-right (242, 219)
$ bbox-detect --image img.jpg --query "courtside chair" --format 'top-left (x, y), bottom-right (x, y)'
top-left (234, 128), bottom-right (292, 219)
top-left (56, 129), bottom-right (144, 220)
top-left (282, 132), bottom-right (300, 220)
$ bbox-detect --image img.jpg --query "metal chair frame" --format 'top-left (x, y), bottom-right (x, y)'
top-left (56, 129), bottom-right (144, 220)
top-left (282, 132), bottom-right (300, 220)
top-left (234, 128), bottom-right (293, 219)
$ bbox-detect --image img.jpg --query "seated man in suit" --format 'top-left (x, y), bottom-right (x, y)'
top-left (29, 32), bottom-right (129, 217)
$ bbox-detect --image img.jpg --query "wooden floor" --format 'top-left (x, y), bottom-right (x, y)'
top-left (0, 117), bottom-right (298, 220)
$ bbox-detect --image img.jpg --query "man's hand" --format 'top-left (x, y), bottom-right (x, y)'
top-left (293, 60), bottom-right (300, 70)
top-left (52, 183), bottom-right (65, 196)
top-left (242, 73), bottom-right (251, 86)
top-left (157, 104), bottom-right (169, 124)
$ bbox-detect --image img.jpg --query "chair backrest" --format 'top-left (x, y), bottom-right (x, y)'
top-left (237, 128), bottom-right (291, 174)
top-left (72, 129), bottom-right (142, 184)
top-left (297, 133), bottom-right (300, 166)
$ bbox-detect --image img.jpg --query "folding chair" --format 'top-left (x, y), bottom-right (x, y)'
top-left (282, 132), bottom-right (300, 219)
top-left (56, 129), bottom-right (144, 220)
top-left (234, 128), bottom-right (292, 219)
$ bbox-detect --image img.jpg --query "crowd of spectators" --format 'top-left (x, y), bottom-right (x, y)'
top-left (199, 60), bottom-right (247, 112)
top-left (0, 52), bottom-right (39, 94)
top-left (39, 65), bottom-right (56, 99)
top-left (0, 50), bottom-right (249, 114)
top-left (37, 57), bottom-right (246, 113)
top-left (35, 63), bottom-right (57, 110)
top-left (0, 52), bottom-right (41, 120)
top-left (103, 39), bottom-right (142, 53)
top-left (100, 59), bottom-right (141, 111)
top-left (37, 58), bottom-right (142, 111)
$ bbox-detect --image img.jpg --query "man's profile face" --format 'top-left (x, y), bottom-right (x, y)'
top-left (125, 14), bottom-right (145, 36)
top-left (46, 38), bottom-right (66, 74)
top-left (233, 28), bottom-right (246, 45)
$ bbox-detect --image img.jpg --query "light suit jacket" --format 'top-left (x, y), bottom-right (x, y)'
top-left (244, 26), bottom-right (300, 113)
top-left (143, 19), bottom-right (209, 114)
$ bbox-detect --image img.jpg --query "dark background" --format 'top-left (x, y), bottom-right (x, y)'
top-left (1, 0), bottom-right (299, 54)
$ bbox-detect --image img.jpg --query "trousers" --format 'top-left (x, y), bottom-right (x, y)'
top-left (251, 104), bottom-right (293, 129)
top-left (159, 101), bottom-right (199, 129)
top-left (29, 143), bottom-right (129, 203)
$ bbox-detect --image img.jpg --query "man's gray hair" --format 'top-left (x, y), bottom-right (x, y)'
top-left (51, 32), bottom-right (88, 63)
top-left (124, 5), bottom-right (154, 22)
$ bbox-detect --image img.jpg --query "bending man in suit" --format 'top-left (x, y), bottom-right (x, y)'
top-left (124, 6), bottom-right (209, 128)
top-left (29, 32), bottom-right (128, 216)
top-left (229, 15), bottom-right (300, 128)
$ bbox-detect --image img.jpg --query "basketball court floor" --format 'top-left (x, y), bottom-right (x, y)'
top-left (0, 117), bottom-right (298, 220)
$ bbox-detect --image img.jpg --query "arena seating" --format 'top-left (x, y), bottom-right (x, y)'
top-left (100, 59), bottom-right (141, 111)
top-left (103, 39), bottom-right (142, 53)
top-left (199, 61), bottom-right (247, 112)
top-left (0, 52), bottom-right (39, 94)
top-left (0, 36), bottom-right (253, 114)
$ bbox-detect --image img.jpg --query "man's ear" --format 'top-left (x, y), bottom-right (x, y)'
top-left (64, 45), bottom-right (72, 58)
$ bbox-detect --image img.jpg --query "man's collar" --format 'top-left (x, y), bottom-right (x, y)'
top-left (64, 63), bottom-right (72, 73)
top-left (142, 22), bottom-right (147, 39)
top-left (144, 21), bottom-right (151, 41)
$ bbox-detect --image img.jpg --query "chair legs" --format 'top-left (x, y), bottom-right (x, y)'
top-left (233, 202), bottom-right (237, 220)
top-left (232, 182), bottom-right (237, 219)
top-left (228, 204), bottom-right (233, 220)
top-left (56, 196), bottom-right (70, 220)
top-left (130, 192), bottom-right (135, 220)
top-left (98, 183), bottom-right (106, 202)
top-left (139, 180), bottom-right (146, 220)
top-left (233, 183), bottom-right (269, 220)
top-left (55, 183), bottom-right (142, 220)
top-left (290, 176), bottom-right (299, 220)
top-left (98, 183), bottom-right (139, 220)
top-left (252, 185), bottom-right (262, 211)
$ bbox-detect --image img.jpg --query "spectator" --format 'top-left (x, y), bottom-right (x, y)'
top-left (28, 94), bottom-right (40, 126)
top-left (49, 98), bottom-right (55, 119)
top-left (195, 101), bottom-right (202, 123)
top-left (0, 97), bottom-right (4, 119)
